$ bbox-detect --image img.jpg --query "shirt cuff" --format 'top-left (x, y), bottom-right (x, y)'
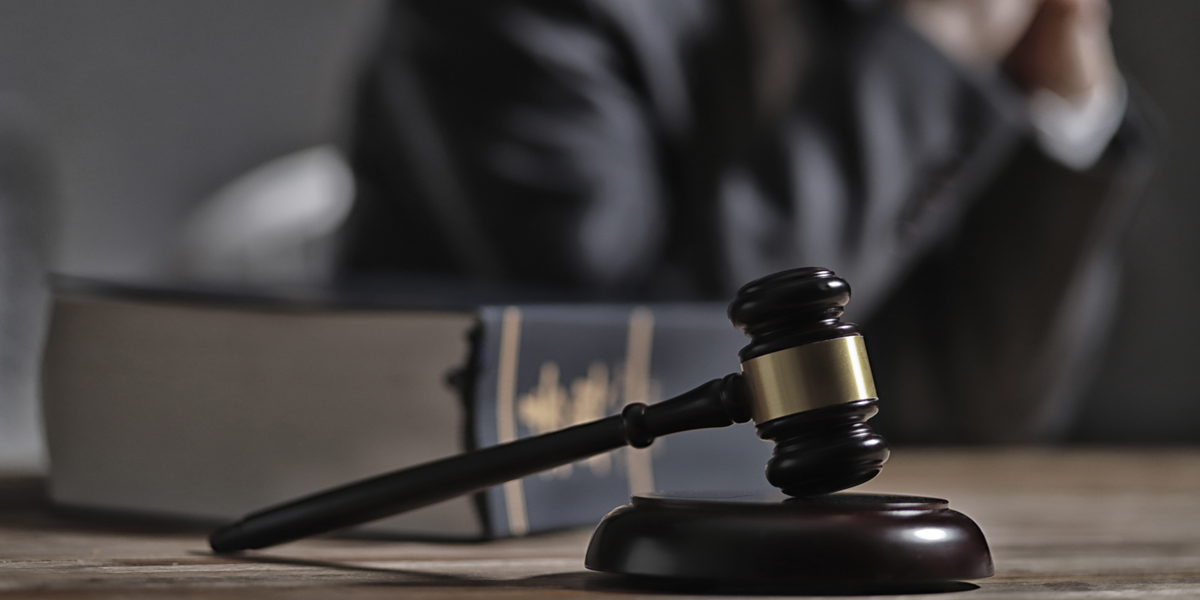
top-left (1028, 77), bottom-right (1128, 171)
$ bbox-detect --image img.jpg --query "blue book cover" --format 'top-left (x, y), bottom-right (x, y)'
top-left (470, 304), bottom-right (774, 537)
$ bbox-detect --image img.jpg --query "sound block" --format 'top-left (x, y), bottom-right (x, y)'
top-left (585, 492), bottom-right (992, 591)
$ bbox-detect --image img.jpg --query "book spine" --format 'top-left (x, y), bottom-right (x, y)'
top-left (469, 304), bottom-right (774, 538)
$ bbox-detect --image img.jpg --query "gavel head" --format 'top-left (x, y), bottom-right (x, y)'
top-left (728, 267), bottom-right (889, 496)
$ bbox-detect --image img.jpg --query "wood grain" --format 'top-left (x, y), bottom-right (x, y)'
top-left (3, 448), bottom-right (1200, 599)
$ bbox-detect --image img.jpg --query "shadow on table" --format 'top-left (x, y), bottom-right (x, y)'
top-left (208, 551), bottom-right (979, 596)
top-left (0, 476), bottom-right (218, 535)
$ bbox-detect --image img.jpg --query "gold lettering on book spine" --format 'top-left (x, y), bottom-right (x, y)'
top-left (518, 361), bottom-right (617, 479)
top-left (495, 306), bottom-right (529, 536)
top-left (741, 335), bottom-right (876, 424)
top-left (622, 307), bottom-right (656, 495)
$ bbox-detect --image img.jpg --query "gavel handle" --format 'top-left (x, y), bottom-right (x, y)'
top-left (209, 373), bottom-right (749, 553)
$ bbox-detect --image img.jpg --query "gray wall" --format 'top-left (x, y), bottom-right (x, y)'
top-left (0, 0), bottom-right (383, 279)
top-left (1073, 0), bottom-right (1200, 442)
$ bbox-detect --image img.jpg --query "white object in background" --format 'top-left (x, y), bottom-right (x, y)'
top-left (176, 145), bottom-right (355, 286)
top-left (1028, 78), bottom-right (1127, 171)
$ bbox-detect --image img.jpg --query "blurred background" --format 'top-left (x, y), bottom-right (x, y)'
top-left (0, 0), bottom-right (1196, 471)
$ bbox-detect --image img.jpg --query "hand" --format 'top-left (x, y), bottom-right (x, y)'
top-left (898, 0), bottom-right (1044, 68)
top-left (899, 0), bottom-right (1118, 100)
top-left (1003, 0), bottom-right (1118, 98)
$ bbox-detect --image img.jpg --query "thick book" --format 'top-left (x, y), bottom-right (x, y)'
top-left (41, 279), bottom-right (774, 539)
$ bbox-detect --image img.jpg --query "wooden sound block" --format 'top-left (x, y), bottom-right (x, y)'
top-left (585, 492), bottom-right (992, 592)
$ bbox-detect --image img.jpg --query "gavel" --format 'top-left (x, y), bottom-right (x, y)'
top-left (209, 267), bottom-right (888, 553)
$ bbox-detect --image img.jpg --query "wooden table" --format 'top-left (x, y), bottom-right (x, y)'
top-left (3, 448), bottom-right (1199, 599)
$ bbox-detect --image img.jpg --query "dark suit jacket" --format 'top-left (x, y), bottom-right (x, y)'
top-left (339, 0), bottom-right (1150, 442)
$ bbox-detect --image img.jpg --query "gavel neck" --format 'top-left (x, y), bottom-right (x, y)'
top-left (625, 373), bottom-right (752, 448)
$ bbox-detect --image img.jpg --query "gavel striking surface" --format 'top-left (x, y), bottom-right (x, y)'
top-left (585, 491), bottom-right (993, 589)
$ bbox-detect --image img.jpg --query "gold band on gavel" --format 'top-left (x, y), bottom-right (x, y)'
top-left (740, 335), bottom-right (877, 424)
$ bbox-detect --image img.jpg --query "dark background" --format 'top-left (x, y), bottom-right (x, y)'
top-left (0, 0), bottom-right (1195, 463)
top-left (1075, 1), bottom-right (1200, 441)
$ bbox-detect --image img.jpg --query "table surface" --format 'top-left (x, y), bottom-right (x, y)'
top-left (3, 447), bottom-right (1200, 599)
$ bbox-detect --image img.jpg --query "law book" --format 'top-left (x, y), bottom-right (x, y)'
top-left (41, 278), bottom-right (774, 539)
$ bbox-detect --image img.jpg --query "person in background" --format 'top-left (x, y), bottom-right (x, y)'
top-left (338, 0), bottom-right (1149, 442)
